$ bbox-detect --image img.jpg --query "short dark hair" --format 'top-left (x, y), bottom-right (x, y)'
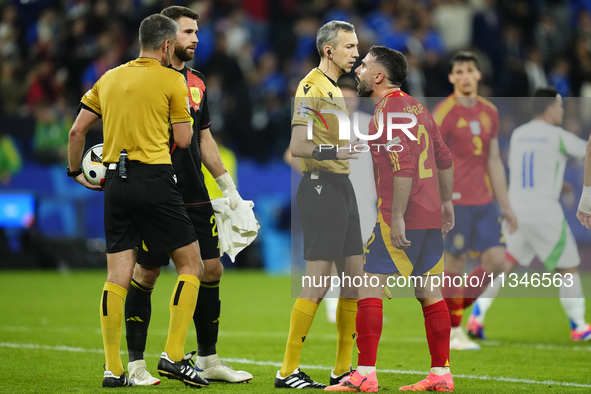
top-left (368, 45), bottom-right (408, 87)
top-left (139, 14), bottom-right (178, 51)
top-left (161, 5), bottom-right (200, 22)
top-left (531, 86), bottom-right (559, 115)
top-left (316, 20), bottom-right (355, 58)
top-left (449, 50), bottom-right (481, 73)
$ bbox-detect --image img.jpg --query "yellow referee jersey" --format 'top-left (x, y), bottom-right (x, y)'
top-left (292, 68), bottom-right (350, 174)
top-left (81, 58), bottom-right (191, 164)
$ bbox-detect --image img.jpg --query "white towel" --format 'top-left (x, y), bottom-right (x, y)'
top-left (211, 197), bottom-right (259, 262)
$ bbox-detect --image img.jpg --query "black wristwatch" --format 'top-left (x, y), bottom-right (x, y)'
top-left (67, 167), bottom-right (83, 177)
top-left (312, 146), bottom-right (321, 160)
top-left (312, 145), bottom-right (338, 161)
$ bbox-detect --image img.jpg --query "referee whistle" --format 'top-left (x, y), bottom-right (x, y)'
top-left (118, 149), bottom-right (128, 179)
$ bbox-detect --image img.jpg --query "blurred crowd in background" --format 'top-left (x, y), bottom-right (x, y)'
top-left (3, 0), bottom-right (591, 269)
top-left (3, 0), bottom-right (591, 172)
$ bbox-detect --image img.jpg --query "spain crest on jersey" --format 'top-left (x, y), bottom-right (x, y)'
top-left (190, 87), bottom-right (202, 108)
top-left (479, 111), bottom-right (492, 133)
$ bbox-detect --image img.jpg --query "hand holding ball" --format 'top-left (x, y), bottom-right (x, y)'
top-left (82, 143), bottom-right (106, 186)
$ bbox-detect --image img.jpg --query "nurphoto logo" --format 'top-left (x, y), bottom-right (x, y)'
top-left (297, 103), bottom-right (417, 153)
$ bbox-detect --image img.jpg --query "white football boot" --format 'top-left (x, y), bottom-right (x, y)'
top-left (197, 354), bottom-right (253, 383)
top-left (128, 360), bottom-right (161, 386)
top-left (450, 326), bottom-right (481, 350)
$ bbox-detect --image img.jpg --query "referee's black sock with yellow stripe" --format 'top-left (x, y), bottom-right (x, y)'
top-left (124, 279), bottom-right (153, 362)
top-left (100, 282), bottom-right (127, 376)
top-left (165, 274), bottom-right (200, 361)
top-left (194, 280), bottom-right (220, 357)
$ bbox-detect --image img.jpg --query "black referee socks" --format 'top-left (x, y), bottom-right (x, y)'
top-left (194, 280), bottom-right (221, 357)
top-left (125, 279), bottom-right (153, 362)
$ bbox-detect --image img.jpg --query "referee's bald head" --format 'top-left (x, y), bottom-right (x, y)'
top-left (139, 14), bottom-right (179, 52)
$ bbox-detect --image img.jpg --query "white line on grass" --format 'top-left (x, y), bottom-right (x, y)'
top-left (2, 326), bottom-right (589, 353)
top-left (1, 341), bottom-right (590, 389)
top-left (482, 340), bottom-right (591, 353)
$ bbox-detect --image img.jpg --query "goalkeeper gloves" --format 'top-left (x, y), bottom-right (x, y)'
top-left (215, 171), bottom-right (242, 210)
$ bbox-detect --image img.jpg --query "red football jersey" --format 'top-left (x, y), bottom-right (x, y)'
top-left (369, 91), bottom-right (452, 230)
top-left (433, 95), bottom-right (499, 206)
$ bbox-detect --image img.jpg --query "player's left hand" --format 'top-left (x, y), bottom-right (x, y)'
top-left (215, 171), bottom-right (242, 210)
top-left (577, 209), bottom-right (591, 229)
top-left (390, 217), bottom-right (411, 249)
top-left (441, 200), bottom-right (455, 235)
top-left (225, 188), bottom-right (243, 211)
top-left (501, 206), bottom-right (518, 234)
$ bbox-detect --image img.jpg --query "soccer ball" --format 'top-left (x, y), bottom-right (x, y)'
top-left (82, 143), bottom-right (105, 186)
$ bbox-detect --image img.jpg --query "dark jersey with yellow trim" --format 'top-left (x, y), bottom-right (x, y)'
top-left (169, 66), bottom-right (212, 204)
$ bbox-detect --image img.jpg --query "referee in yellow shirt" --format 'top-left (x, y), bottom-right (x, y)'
top-left (275, 20), bottom-right (364, 389)
top-left (67, 14), bottom-right (208, 388)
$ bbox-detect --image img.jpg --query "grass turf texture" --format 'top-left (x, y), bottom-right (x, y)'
top-left (0, 270), bottom-right (590, 393)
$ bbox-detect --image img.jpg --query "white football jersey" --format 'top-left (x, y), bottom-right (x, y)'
top-left (508, 119), bottom-right (586, 218)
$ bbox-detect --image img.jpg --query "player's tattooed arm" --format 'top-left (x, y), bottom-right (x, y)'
top-left (487, 137), bottom-right (517, 234)
top-left (437, 166), bottom-right (454, 235)
top-left (390, 176), bottom-right (412, 249)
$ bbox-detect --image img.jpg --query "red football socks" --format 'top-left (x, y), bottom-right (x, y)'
top-left (441, 271), bottom-right (463, 327)
top-left (423, 300), bottom-right (451, 368)
top-left (463, 264), bottom-right (493, 309)
top-left (356, 298), bottom-right (383, 367)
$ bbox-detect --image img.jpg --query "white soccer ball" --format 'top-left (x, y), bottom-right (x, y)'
top-left (82, 143), bottom-right (106, 186)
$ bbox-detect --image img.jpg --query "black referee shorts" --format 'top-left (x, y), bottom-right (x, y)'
top-left (137, 202), bottom-right (220, 266)
top-left (104, 163), bottom-right (197, 254)
top-left (296, 171), bottom-right (363, 261)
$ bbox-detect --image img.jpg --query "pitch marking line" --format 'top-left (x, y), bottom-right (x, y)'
top-left (1, 342), bottom-right (590, 389)
top-left (2, 326), bottom-right (590, 353)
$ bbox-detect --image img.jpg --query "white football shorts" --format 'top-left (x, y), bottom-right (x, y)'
top-left (504, 214), bottom-right (579, 271)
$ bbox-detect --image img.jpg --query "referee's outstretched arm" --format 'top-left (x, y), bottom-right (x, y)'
top-left (67, 108), bottom-right (103, 191)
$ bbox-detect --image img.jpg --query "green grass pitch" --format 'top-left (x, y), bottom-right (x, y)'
top-left (0, 270), bottom-right (590, 393)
